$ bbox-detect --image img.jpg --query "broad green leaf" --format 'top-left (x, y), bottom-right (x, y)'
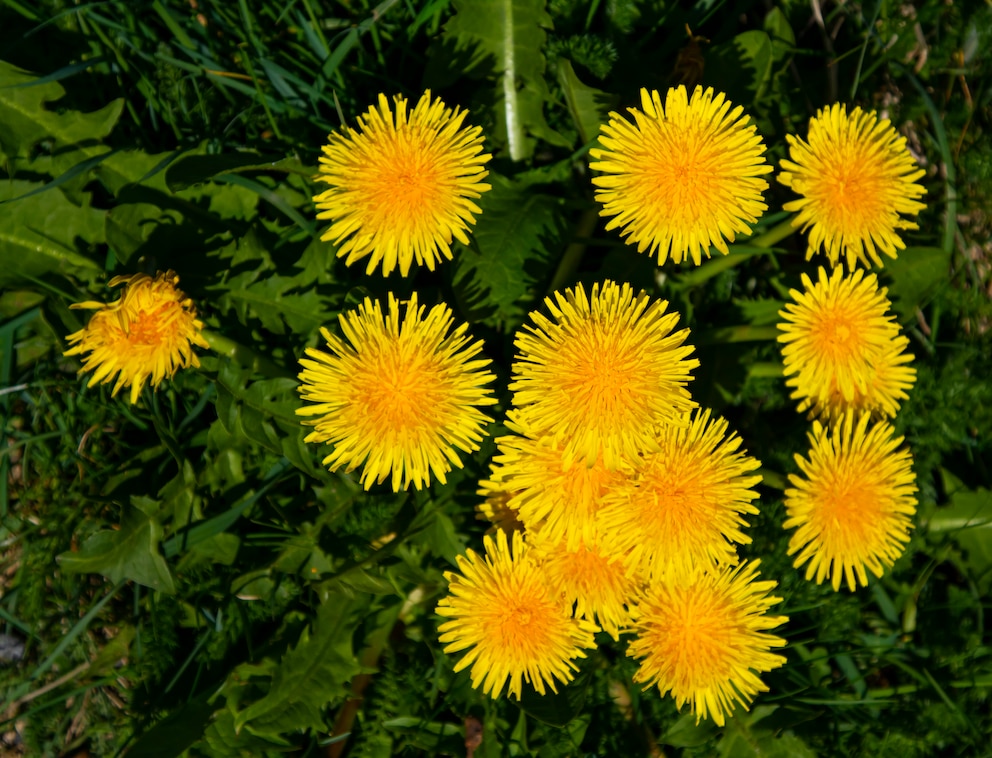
top-left (556, 59), bottom-right (614, 145)
top-left (882, 245), bottom-right (951, 322)
top-left (0, 60), bottom-right (123, 164)
top-left (515, 671), bottom-right (590, 727)
top-left (214, 361), bottom-right (304, 468)
top-left (707, 30), bottom-right (774, 105)
top-left (662, 712), bottom-right (717, 747)
top-left (175, 533), bottom-right (241, 573)
top-left (58, 508), bottom-right (176, 594)
top-left (451, 174), bottom-right (564, 329)
top-left (735, 297), bottom-right (787, 327)
top-left (223, 274), bottom-right (331, 335)
top-left (212, 232), bottom-right (335, 336)
top-left (928, 470), bottom-right (992, 583)
top-left (235, 594), bottom-right (363, 734)
top-left (763, 7), bottom-right (796, 63)
top-left (437, 0), bottom-right (568, 160)
top-left (0, 181), bottom-right (103, 287)
top-left (164, 151), bottom-right (308, 191)
top-left (718, 706), bottom-right (817, 758)
top-left (94, 149), bottom-right (183, 197)
top-left (128, 691), bottom-right (215, 758)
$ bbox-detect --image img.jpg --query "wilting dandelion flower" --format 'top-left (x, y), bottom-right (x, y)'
top-left (64, 270), bottom-right (208, 404)
top-left (778, 267), bottom-right (911, 416)
top-left (590, 85), bottom-right (772, 266)
top-left (784, 411), bottom-right (917, 591)
top-left (628, 561), bottom-right (788, 726)
top-left (313, 90), bottom-right (492, 277)
top-left (530, 531), bottom-right (636, 641)
top-left (778, 103), bottom-right (926, 268)
top-left (296, 293), bottom-right (496, 491)
top-left (484, 428), bottom-right (632, 548)
top-left (599, 410), bottom-right (762, 581)
top-left (436, 530), bottom-right (598, 699)
top-left (510, 280), bottom-right (698, 468)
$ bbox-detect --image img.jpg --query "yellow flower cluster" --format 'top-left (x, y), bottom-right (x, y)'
top-left (773, 108), bottom-right (922, 593)
top-left (439, 279), bottom-right (788, 725)
top-left (59, 85), bottom-right (928, 734)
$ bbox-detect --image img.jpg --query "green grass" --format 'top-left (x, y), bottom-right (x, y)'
top-left (1, 0), bottom-right (992, 755)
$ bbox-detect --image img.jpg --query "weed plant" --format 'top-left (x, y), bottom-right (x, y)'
top-left (1, 0), bottom-right (991, 756)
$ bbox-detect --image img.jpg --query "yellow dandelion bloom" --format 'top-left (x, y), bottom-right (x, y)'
top-left (784, 411), bottom-right (917, 591)
top-left (779, 103), bottom-right (926, 268)
top-left (484, 427), bottom-right (632, 548)
top-left (437, 530), bottom-right (599, 699)
top-left (599, 409), bottom-right (762, 581)
top-left (627, 561), bottom-right (788, 727)
top-left (804, 334), bottom-right (916, 421)
top-left (589, 85), bottom-right (772, 266)
top-left (531, 531), bottom-right (636, 641)
top-left (509, 280), bottom-right (698, 468)
top-left (296, 293), bottom-right (496, 491)
top-left (64, 270), bottom-right (208, 405)
top-left (475, 488), bottom-right (526, 535)
top-left (313, 90), bottom-right (492, 277)
top-left (778, 266), bottom-right (908, 415)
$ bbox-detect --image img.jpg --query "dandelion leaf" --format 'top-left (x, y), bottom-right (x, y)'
top-left (234, 594), bottom-right (363, 736)
top-left (515, 671), bottom-right (590, 727)
top-left (556, 58), bottom-right (614, 146)
top-left (883, 245), bottom-right (950, 323)
top-left (57, 507), bottom-right (176, 594)
top-left (0, 181), bottom-right (103, 287)
top-left (928, 469), bottom-right (992, 587)
top-left (452, 174), bottom-right (564, 331)
top-left (0, 59), bottom-right (123, 165)
top-left (431, 0), bottom-right (568, 159)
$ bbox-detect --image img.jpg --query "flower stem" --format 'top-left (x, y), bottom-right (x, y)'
top-left (548, 207), bottom-right (600, 295)
top-left (751, 217), bottom-right (798, 249)
top-left (202, 330), bottom-right (291, 378)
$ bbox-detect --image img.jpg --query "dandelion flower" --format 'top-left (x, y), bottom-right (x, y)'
top-left (437, 530), bottom-right (598, 699)
top-left (475, 488), bottom-right (526, 535)
top-left (778, 267), bottom-right (907, 415)
top-left (627, 561), bottom-right (788, 726)
top-left (64, 270), bottom-right (208, 405)
top-left (599, 410), bottom-right (762, 581)
top-left (805, 334), bottom-right (916, 421)
top-left (784, 411), bottom-right (917, 591)
top-left (509, 280), bottom-right (698, 468)
top-left (485, 428), bottom-right (632, 548)
top-left (313, 91), bottom-right (491, 277)
top-left (590, 85), bottom-right (772, 266)
top-left (531, 531), bottom-right (636, 640)
top-left (296, 293), bottom-right (496, 491)
top-left (779, 103), bottom-right (926, 269)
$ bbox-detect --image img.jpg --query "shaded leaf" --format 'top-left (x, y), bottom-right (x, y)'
top-left (556, 58), bottom-right (614, 145)
top-left (235, 594), bottom-right (363, 734)
top-left (928, 470), bottom-right (992, 584)
top-left (882, 245), bottom-right (951, 322)
top-left (515, 671), bottom-right (590, 727)
top-left (0, 60), bottom-right (123, 164)
top-left (58, 508), bottom-right (176, 594)
top-left (452, 174), bottom-right (565, 330)
top-left (165, 151), bottom-right (307, 191)
top-left (0, 181), bottom-right (103, 287)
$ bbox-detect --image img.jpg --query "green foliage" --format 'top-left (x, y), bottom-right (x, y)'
top-left (1, 0), bottom-right (991, 756)
top-left (58, 504), bottom-right (176, 593)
